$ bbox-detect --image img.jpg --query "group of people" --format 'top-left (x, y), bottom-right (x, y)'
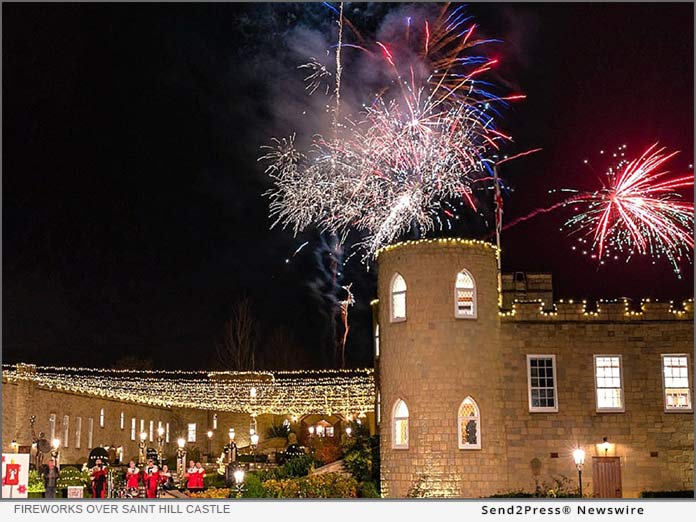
top-left (124, 459), bottom-right (205, 497)
top-left (124, 459), bottom-right (174, 498)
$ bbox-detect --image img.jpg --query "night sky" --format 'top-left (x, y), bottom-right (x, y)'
top-left (3, 2), bottom-right (694, 370)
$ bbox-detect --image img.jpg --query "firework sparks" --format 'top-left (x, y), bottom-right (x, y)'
top-left (262, 4), bottom-right (523, 260)
top-left (506, 144), bottom-right (694, 275)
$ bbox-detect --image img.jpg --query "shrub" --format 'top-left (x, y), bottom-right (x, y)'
top-left (342, 422), bottom-right (375, 482)
top-left (57, 467), bottom-right (90, 489)
top-left (640, 490), bottom-right (694, 498)
top-left (266, 424), bottom-right (290, 439)
top-left (312, 437), bottom-right (343, 465)
top-left (28, 470), bottom-right (45, 494)
top-left (242, 473), bottom-right (268, 498)
top-left (263, 473), bottom-right (358, 498)
top-left (204, 473), bottom-right (227, 489)
top-left (358, 481), bottom-right (380, 498)
top-left (187, 487), bottom-right (231, 499)
top-left (283, 454), bottom-right (315, 478)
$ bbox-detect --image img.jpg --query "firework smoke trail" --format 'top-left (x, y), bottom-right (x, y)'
top-left (504, 144), bottom-right (694, 275)
top-left (262, 4), bottom-right (524, 260)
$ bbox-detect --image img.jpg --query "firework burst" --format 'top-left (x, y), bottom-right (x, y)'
top-left (565, 144), bottom-right (693, 274)
top-left (262, 4), bottom-right (523, 260)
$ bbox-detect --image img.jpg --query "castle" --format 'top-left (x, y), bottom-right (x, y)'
top-left (2, 239), bottom-right (693, 498)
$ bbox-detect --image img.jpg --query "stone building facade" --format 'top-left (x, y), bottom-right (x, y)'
top-left (375, 239), bottom-right (693, 498)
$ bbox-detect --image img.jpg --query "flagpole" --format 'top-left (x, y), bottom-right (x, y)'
top-left (493, 165), bottom-right (503, 306)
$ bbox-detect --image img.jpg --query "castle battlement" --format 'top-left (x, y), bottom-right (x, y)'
top-left (501, 298), bottom-right (694, 322)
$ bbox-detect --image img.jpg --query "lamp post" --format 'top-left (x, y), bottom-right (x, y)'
top-left (157, 427), bottom-right (165, 463)
top-left (231, 468), bottom-right (246, 498)
top-left (250, 433), bottom-right (259, 462)
top-left (176, 438), bottom-right (187, 487)
top-left (138, 432), bottom-right (148, 465)
top-left (573, 448), bottom-right (585, 498)
top-left (51, 438), bottom-right (61, 469)
top-left (207, 430), bottom-right (214, 460)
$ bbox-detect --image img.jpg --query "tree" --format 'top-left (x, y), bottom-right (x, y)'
top-left (215, 296), bottom-right (257, 371)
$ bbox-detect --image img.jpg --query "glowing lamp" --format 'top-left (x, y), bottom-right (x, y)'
top-left (228, 428), bottom-right (235, 441)
top-left (233, 468), bottom-right (245, 485)
top-left (140, 432), bottom-right (147, 442)
top-left (250, 434), bottom-right (259, 447)
top-left (207, 430), bottom-right (214, 439)
top-left (177, 438), bottom-right (186, 449)
top-left (52, 438), bottom-right (60, 449)
top-left (158, 427), bottom-right (165, 437)
top-left (601, 437), bottom-right (611, 456)
top-left (572, 448), bottom-right (585, 468)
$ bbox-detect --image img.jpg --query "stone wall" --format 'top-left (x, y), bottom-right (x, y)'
top-left (375, 239), bottom-right (693, 498)
top-left (377, 239), bottom-right (509, 498)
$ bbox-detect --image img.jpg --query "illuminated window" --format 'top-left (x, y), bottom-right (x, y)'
top-left (458, 397), bottom-right (481, 449)
top-left (49, 413), bottom-right (57, 440)
top-left (376, 391), bottom-right (381, 425)
top-left (87, 418), bottom-right (94, 449)
top-left (130, 418), bottom-right (136, 441)
top-left (62, 416), bottom-right (70, 448)
top-left (213, 414), bottom-right (218, 430)
top-left (166, 423), bottom-right (170, 443)
top-left (527, 355), bottom-right (558, 412)
top-left (594, 355), bottom-right (624, 412)
top-left (140, 419), bottom-right (145, 435)
top-left (662, 355), bottom-right (692, 411)
top-left (120, 412), bottom-right (125, 430)
top-left (455, 270), bottom-right (477, 318)
top-left (99, 408), bottom-right (105, 428)
top-left (374, 324), bottom-right (380, 358)
top-left (392, 399), bottom-right (409, 449)
top-left (75, 417), bottom-right (82, 449)
top-left (390, 273), bottom-right (407, 322)
top-left (149, 420), bottom-right (154, 442)
top-left (187, 423), bottom-right (197, 443)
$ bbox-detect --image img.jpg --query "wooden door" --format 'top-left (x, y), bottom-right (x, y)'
top-left (592, 457), bottom-right (622, 498)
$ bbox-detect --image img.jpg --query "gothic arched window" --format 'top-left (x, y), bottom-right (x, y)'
top-left (458, 397), bottom-right (481, 449)
top-left (393, 399), bottom-right (409, 449)
top-left (455, 270), bottom-right (477, 318)
top-left (391, 273), bottom-right (407, 322)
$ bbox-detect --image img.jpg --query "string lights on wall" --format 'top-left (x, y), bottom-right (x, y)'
top-left (2, 365), bottom-right (375, 416)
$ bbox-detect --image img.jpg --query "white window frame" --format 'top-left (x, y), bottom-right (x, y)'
top-left (99, 408), bottom-right (105, 428)
top-left (390, 273), bottom-right (407, 323)
top-left (130, 418), bottom-right (136, 441)
top-left (454, 269), bottom-right (477, 319)
top-left (166, 422), bottom-right (170, 443)
top-left (594, 355), bottom-right (625, 412)
top-left (187, 423), bottom-right (197, 443)
top-left (120, 411), bottom-right (125, 430)
top-left (661, 354), bottom-right (693, 412)
top-left (213, 414), bottom-right (218, 430)
top-left (62, 415), bottom-right (70, 448)
top-left (149, 420), bottom-right (154, 442)
top-left (87, 418), bottom-right (94, 449)
top-left (527, 354), bottom-right (559, 413)
top-left (75, 417), bottom-right (82, 449)
top-left (48, 413), bottom-right (57, 441)
top-left (374, 324), bottom-right (380, 358)
top-left (392, 399), bottom-right (409, 450)
top-left (457, 397), bottom-right (481, 450)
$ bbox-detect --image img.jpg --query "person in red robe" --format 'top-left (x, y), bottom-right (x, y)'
top-left (193, 461), bottom-right (205, 490)
top-left (90, 459), bottom-right (108, 499)
top-left (125, 461), bottom-right (140, 492)
top-left (143, 459), bottom-right (160, 498)
top-left (184, 460), bottom-right (196, 490)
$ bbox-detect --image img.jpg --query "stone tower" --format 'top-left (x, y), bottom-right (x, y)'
top-left (376, 238), bottom-right (509, 497)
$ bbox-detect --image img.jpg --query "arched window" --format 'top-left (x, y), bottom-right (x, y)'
top-left (455, 269), bottom-right (477, 318)
top-left (391, 273), bottom-right (407, 322)
top-left (458, 397), bottom-right (481, 449)
top-left (392, 399), bottom-right (409, 449)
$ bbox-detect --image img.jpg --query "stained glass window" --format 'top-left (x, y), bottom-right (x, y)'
top-left (393, 399), bottom-right (409, 449)
top-left (391, 274), bottom-right (407, 321)
top-left (458, 397), bottom-right (480, 449)
top-left (455, 270), bottom-right (476, 318)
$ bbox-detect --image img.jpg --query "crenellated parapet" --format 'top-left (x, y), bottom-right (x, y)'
top-left (500, 298), bottom-right (694, 322)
